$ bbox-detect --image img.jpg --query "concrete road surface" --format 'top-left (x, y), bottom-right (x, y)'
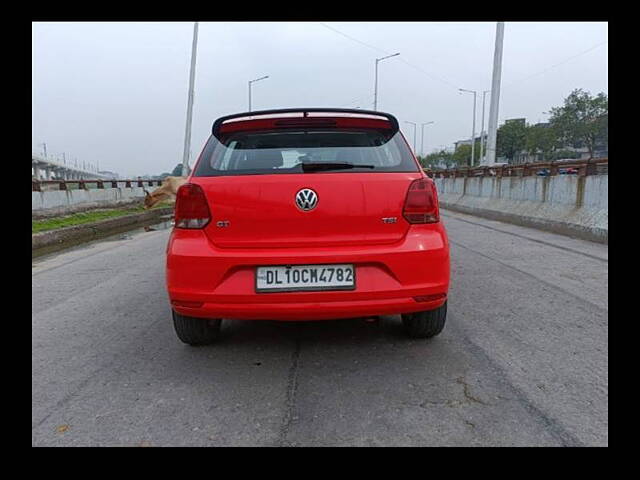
top-left (32, 210), bottom-right (608, 446)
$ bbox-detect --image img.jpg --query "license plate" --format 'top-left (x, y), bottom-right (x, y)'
top-left (256, 264), bottom-right (355, 292)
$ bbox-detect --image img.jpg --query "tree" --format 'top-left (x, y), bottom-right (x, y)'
top-left (473, 137), bottom-right (483, 165)
top-left (549, 149), bottom-right (580, 161)
top-left (452, 144), bottom-right (472, 166)
top-left (549, 89), bottom-right (608, 159)
top-left (420, 150), bottom-right (457, 169)
top-left (525, 123), bottom-right (561, 161)
top-left (171, 163), bottom-right (185, 177)
top-left (496, 120), bottom-right (527, 163)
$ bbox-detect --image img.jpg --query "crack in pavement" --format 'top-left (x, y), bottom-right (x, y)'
top-left (451, 317), bottom-right (586, 447)
top-left (456, 376), bottom-right (490, 406)
top-left (464, 419), bottom-right (476, 429)
top-left (277, 337), bottom-right (301, 447)
top-left (418, 377), bottom-right (492, 409)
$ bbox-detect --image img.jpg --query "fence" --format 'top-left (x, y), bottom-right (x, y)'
top-left (426, 158), bottom-right (608, 179)
top-left (32, 179), bottom-right (163, 192)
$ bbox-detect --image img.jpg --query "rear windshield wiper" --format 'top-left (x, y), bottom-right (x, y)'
top-left (299, 162), bottom-right (376, 172)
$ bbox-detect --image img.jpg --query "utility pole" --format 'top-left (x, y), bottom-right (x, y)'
top-left (459, 89), bottom-right (477, 166)
top-left (486, 22), bottom-right (505, 165)
top-left (373, 53), bottom-right (400, 111)
top-left (404, 121), bottom-right (417, 155)
top-left (248, 75), bottom-right (269, 112)
top-left (421, 122), bottom-right (435, 157)
top-left (181, 22), bottom-right (199, 177)
top-left (480, 90), bottom-right (490, 164)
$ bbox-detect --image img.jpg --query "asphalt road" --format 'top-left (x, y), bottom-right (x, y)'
top-left (32, 210), bottom-right (608, 446)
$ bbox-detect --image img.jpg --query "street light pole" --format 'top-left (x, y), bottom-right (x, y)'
top-left (404, 121), bottom-right (417, 155)
top-left (486, 22), bottom-right (505, 165)
top-left (480, 90), bottom-right (490, 164)
top-left (421, 121), bottom-right (435, 157)
top-left (373, 53), bottom-right (400, 111)
top-left (459, 88), bottom-right (477, 166)
top-left (181, 21), bottom-right (199, 177)
top-left (248, 75), bottom-right (269, 112)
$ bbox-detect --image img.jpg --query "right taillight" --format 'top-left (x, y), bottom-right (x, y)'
top-left (174, 183), bottom-right (211, 229)
top-left (403, 178), bottom-right (439, 224)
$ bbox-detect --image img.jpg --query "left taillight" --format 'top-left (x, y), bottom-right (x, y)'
top-left (175, 183), bottom-right (211, 229)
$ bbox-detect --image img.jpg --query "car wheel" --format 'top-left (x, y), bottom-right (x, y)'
top-left (401, 301), bottom-right (447, 338)
top-left (172, 310), bottom-right (222, 345)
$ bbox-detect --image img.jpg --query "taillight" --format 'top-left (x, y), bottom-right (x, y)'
top-left (403, 178), bottom-right (439, 224)
top-left (175, 183), bottom-right (211, 229)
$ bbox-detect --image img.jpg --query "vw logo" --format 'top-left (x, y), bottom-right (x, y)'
top-left (295, 188), bottom-right (318, 211)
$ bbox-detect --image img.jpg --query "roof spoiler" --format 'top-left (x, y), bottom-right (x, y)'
top-left (211, 108), bottom-right (400, 140)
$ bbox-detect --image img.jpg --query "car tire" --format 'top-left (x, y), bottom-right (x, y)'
top-left (172, 310), bottom-right (222, 345)
top-left (402, 302), bottom-right (447, 339)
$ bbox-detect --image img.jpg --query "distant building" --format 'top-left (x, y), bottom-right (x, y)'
top-left (454, 139), bottom-right (471, 150)
top-left (455, 132), bottom-right (488, 151)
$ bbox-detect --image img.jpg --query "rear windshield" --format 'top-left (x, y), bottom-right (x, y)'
top-left (193, 129), bottom-right (419, 176)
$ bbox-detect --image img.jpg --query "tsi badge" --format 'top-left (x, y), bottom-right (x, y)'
top-left (382, 217), bottom-right (398, 224)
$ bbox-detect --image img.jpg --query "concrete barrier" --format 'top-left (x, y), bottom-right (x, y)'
top-left (434, 174), bottom-right (608, 244)
top-left (32, 187), bottom-right (147, 216)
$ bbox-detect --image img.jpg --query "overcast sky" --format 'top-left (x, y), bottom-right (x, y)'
top-left (32, 21), bottom-right (608, 177)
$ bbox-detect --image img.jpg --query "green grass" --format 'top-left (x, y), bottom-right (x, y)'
top-left (32, 203), bottom-right (171, 234)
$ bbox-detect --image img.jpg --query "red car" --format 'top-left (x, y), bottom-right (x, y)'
top-left (166, 108), bottom-right (450, 345)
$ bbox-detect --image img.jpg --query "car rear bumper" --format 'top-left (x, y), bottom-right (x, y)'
top-left (166, 224), bottom-right (450, 321)
top-left (170, 296), bottom-right (446, 321)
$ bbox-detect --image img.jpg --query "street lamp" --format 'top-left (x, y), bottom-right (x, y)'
top-left (480, 90), bottom-right (490, 164)
top-left (248, 75), bottom-right (269, 112)
top-left (421, 121), bottom-right (435, 158)
top-left (486, 22), bottom-right (505, 165)
top-left (373, 53), bottom-right (400, 111)
top-left (404, 121), bottom-right (417, 155)
top-left (459, 88), bottom-right (478, 166)
top-left (182, 21), bottom-right (199, 177)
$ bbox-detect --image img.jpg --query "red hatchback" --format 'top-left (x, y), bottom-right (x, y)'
top-left (166, 108), bottom-right (450, 345)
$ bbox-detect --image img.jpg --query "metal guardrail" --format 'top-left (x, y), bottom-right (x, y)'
top-left (32, 179), bottom-right (163, 192)
top-left (30, 158), bottom-right (610, 191)
top-left (426, 158), bottom-right (608, 179)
